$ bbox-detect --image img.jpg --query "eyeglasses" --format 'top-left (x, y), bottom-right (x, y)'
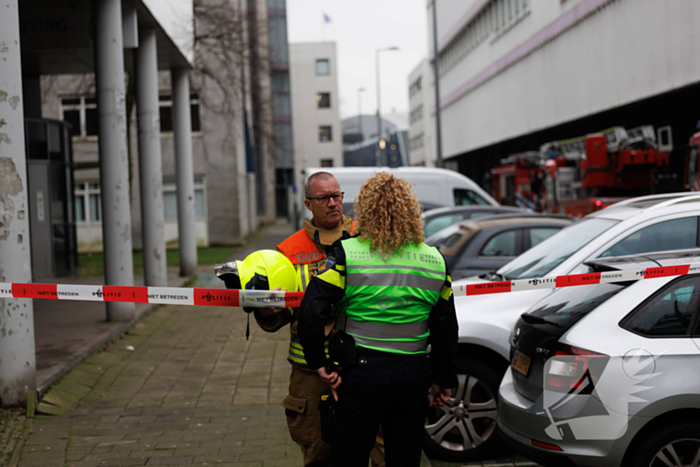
top-left (306, 192), bottom-right (344, 204)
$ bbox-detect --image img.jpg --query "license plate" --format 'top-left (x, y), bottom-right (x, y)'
top-left (511, 350), bottom-right (531, 376)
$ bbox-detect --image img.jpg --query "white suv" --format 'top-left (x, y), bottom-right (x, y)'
top-left (423, 193), bottom-right (700, 462)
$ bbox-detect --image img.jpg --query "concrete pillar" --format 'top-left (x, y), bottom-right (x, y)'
top-left (171, 69), bottom-right (197, 277)
top-left (93, 0), bottom-right (135, 321)
top-left (0, 0), bottom-right (37, 406)
top-left (136, 28), bottom-right (167, 286)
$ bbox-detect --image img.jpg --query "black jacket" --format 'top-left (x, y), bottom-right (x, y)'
top-left (297, 238), bottom-right (459, 389)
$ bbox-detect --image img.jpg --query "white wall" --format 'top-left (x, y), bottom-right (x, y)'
top-left (290, 42), bottom-right (343, 183)
top-left (433, 0), bottom-right (700, 157)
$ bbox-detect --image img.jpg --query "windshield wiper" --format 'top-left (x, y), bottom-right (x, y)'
top-left (520, 313), bottom-right (561, 327)
top-left (481, 271), bottom-right (506, 281)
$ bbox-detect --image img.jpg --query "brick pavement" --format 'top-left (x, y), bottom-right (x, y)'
top-left (10, 220), bottom-right (539, 467)
top-left (0, 408), bottom-right (27, 466)
top-left (17, 281), bottom-right (302, 467)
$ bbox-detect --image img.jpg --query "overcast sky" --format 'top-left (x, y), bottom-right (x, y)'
top-left (287, 0), bottom-right (429, 122)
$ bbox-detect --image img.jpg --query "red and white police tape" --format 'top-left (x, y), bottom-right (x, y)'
top-left (1, 262), bottom-right (699, 307)
top-left (452, 262), bottom-right (700, 297)
top-left (0, 283), bottom-right (305, 308)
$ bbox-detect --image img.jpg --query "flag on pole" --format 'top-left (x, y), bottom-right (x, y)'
top-left (323, 13), bottom-right (332, 23)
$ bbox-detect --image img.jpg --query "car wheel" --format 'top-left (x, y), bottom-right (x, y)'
top-left (625, 421), bottom-right (700, 467)
top-left (422, 359), bottom-right (502, 462)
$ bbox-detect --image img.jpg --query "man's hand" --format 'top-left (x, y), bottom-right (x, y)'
top-left (317, 366), bottom-right (341, 401)
top-left (428, 384), bottom-right (451, 408)
top-left (256, 286), bottom-right (286, 319)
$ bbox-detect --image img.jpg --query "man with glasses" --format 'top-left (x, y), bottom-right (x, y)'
top-left (254, 172), bottom-right (383, 467)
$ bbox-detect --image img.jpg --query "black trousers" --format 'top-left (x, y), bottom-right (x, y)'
top-left (329, 352), bottom-right (432, 467)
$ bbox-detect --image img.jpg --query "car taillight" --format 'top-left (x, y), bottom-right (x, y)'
top-left (531, 439), bottom-right (563, 451)
top-left (546, 343), bottom-right (608, 392)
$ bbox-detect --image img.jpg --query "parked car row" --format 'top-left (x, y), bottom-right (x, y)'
top-left (300, 169), bottom-right (700, 467)
top-left (421, 192), bottom-right (700, 466)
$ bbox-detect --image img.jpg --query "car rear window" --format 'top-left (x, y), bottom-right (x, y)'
top-left (526, 283), bottom-right (625, 329)
top-left (454, 189), bottom-right (490, 206)
top-left (480, 230), bottom-right (517, 256)
top-left (425, 224), bottom-right (460, 247)
top-left (425, 213), bottom-right (463, 237)
top-left (621, 276), bottom-right (700, 337)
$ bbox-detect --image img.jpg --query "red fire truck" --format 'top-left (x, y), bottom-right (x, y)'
top-left (685, 130), bottom-right (700, 192)
top-left (492, 126), bottom-right (672, 216)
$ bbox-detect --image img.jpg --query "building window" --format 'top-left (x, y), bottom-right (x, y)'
top-left (158, 93), bottom-right (201, 133)
top-left (271, 71), bottom-right (291, 92)
top-left (317, 92), bottom-right (331, 108)
top-left (75, 180), bottom-right (207, 223)
top-left (163, 178), bottom-right (207, 219)
top-left (320, 159), bottom-right (334, 167)
top-left (61, 97), bottom-right (98, 137)
top-left (410, 133), bottom-right (424, 151)
top-left (410, 105), bottom-right (424, 124)
top-left (319, 126), bottom-right (332, 142)
top-left (74, 182), bottom-right (102, 222)
top-left (273, 94), bottom-right (292, 117)
top-left (316, 59), bottom-right (330, 76)
top-left (409, 77), bottom-right (422, 98)
top-left (437, 0), bottom-right (529, 76)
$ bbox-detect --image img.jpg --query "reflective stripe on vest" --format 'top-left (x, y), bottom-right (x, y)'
top-left (297, 264), bottom-right (311, 292)
top-left (352, 335), bottom-right (428, 353)
top-left (346, 271), bottom-right (444, 292)
top-left (339, 238), bottom-right (446, 355)
top-left (336, 314), bottom-right (428, 340)
top-left (289, 333), bottom-right (329, 365)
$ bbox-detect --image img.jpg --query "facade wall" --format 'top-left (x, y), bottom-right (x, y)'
top-left (289, 42), bottom-right (342, 184)
top-left (40, 0), bottom-right (277, 252)
top-left (41, 72), bottom-right (230, 251)
top-left (430, 0), bottom-right (700, 158)
top-left (407, 59), bottom-right (435, 166)
top-left (267, 0), bottom-right (295, 217)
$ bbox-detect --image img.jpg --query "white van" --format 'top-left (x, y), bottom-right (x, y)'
top-left (301, 167), bottom-right (498, 219)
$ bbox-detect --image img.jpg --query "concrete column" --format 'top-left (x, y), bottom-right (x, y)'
top-left (93, 0), bottom-right (135, 321)
top-left (0, 0), bottom-right (37, 406)
top-left (136, 29), bottom-right (167, 286)
top-left (171, 69), bottom-right (197, 276)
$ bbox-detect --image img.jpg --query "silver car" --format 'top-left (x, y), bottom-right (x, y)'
top-left (498, 251), bottom-right (700, 467)
top-left (425, 193), bottom-right (700, 462)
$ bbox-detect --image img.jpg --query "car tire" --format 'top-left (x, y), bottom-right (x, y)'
top-left (624, 421), bottom-right (700, 467)
top-left (422, 358), bottom-right (502, 462)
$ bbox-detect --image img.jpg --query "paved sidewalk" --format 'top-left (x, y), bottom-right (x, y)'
top-left (10, 220), bottom-right (538, 467)
top-left (16, 241), bottom-right (301, 465)
top-left (34, 273), bottom-right (191, 393)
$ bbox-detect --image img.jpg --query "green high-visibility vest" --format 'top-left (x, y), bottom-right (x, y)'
top-left (337, 237), bottom-right (446, 355)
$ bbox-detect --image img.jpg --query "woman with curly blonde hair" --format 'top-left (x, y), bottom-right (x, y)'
top-left (354, 171), bottom-right (425, 259)
top-left (298, 172), bottom-right (459, 467)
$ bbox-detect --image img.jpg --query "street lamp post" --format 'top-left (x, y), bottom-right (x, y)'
top-left (376, 46), bottom-right (399, 166)
top-left (358, 87), bottom-right (366, 142)
top-left (431, 1), bottom-right (444, 168)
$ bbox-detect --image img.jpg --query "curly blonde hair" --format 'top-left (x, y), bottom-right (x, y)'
top-left (354, 172), bottom-right (425, 257)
